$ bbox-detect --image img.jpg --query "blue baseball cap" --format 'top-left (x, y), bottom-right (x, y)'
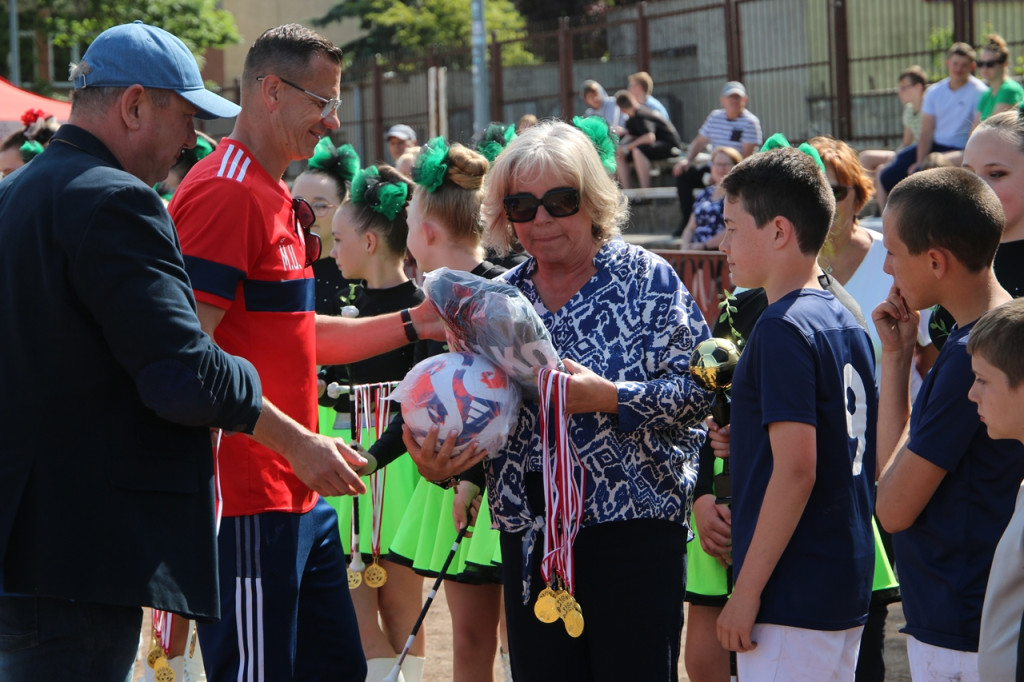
top-left (74, 21), bottom-right (240, 120)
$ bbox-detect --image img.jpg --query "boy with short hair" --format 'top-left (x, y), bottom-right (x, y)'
top-left (873, 167), bottom-right (1024, 681)
top-left (967, 298), bottom-right (1024, 681)
top-left (716, 146), bottom-right (877, 681)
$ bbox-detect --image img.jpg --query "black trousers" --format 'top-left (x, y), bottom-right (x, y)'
top-left (501, 478), bottom-right (686, 682)
top-left (0, 595), bottom-right (141, 682)
top-left (674, 163), bottom-right (710, 232)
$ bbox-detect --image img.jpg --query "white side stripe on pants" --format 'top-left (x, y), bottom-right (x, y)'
top-left (235, 516), bottom-right (265, 682)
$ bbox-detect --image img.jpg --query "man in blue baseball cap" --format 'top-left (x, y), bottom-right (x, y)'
top-left (0, 21), bottom-right (260, 680)
top-left (72, 20), bottom-right (241, 120)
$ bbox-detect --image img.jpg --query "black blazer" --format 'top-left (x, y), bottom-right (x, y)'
top-left (0, 125), bottom-right (262, 621)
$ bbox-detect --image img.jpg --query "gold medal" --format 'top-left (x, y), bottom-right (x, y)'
top-left (147, 644), bottom-right (166, 669)
top-left (563, 606), bottom-right (585, 638)
top-left (533, 587), bottom-right (559, 624)
top-left (347, 568), bottom-right (363, 590)
top-left (555, 590), bottom-right (575, 618)
top-left (364, 559), bottom-right (388, 588)
top-left (154, 664), bottom-right (176, 682)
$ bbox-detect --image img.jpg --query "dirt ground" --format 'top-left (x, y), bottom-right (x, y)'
top-left (413, 588), bottom-right (912, 682)
top-left (135, 586), bottom-right (912, 681)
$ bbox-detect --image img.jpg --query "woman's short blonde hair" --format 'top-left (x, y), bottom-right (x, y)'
top-left (482, 119), bottom-right (628, 255)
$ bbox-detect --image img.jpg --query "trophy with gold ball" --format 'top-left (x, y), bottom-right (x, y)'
top-left (689, 337), bottom-right (741, 503)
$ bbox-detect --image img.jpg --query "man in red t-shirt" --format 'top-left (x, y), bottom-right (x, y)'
top-left (170, 24), bottom-right (437, 682)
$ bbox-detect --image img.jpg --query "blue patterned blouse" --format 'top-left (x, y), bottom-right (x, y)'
top-left (692, 186), bottom-right (725, 245)
top-left (486, 239), bottom-right (713, 534)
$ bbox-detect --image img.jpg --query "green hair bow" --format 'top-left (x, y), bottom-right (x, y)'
top-left (760, 133), bottom-right (826, 175)
top-left (477, 123), bottom-right (516, 163)
top-left (412, 137), bottom-right (449, 193)
top-left (309, 137), bottom-right (360, 184)
top-left (19, 140), bottom-right (44, 163)
top-left (350, 165), bottom-right (409, 221)
top-left (572, 115), bottom-right (618, 175)
top-left (193, 136), bottom-right (214, 162)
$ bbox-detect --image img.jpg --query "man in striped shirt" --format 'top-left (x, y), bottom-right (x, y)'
top-left (672, 81), bottom-right (762, 237)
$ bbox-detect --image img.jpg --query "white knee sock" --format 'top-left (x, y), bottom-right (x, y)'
top-left (365, 657), bottom-right (404, 682)
top-left (400, 655), bottom-right (425, 682)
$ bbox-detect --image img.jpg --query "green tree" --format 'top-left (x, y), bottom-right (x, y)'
top-left (316, 0), bottom-right (535, 65)
top-left (6, 0), bottom-right (240, 78)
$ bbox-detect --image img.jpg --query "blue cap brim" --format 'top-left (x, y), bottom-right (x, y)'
top-left (180, 88), bottom-right (241, 120)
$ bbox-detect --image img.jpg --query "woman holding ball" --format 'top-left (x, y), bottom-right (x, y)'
top-left (407, 118), bottom-right (713, 680)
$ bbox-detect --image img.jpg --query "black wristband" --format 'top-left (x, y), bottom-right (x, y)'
top-left (400, 308), bottom-right (419, 343)
top-left (431, 476), bottom-right (460, 490)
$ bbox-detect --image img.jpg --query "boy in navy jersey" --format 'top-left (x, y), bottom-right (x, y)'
top-left (967, 298), bottom-right (1024, 681)
top-left (873, 167), bottom-right (1024, 681)
top-left (715, 146), bottom-right (877, 681)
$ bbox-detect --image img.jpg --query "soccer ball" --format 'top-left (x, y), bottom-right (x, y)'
top-left (689, 337), bottom-right (741, 391)
top-left (397, 352), bottom-right (522, 455)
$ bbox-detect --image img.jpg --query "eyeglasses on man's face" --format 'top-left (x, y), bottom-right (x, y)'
top-left (257, 75), bottom-right (342, 119)
top-left (503, 187), bottom-right (581, 223)
top-left (292, 197), bottom-right (322, 266)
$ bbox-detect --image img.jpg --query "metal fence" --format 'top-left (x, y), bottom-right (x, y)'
top-left (327, 0), bottom-right (1024, 165)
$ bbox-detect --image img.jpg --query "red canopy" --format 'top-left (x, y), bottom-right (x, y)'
top-left (0, 76), bottom-right (72, 139)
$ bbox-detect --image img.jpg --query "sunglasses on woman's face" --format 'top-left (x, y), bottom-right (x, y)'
top-left (292, 197), bottom-right (322, 266)
top-left (503, 187), bottom-right (581, 223)
top-left (977, 59), bottom-right (1005, 69)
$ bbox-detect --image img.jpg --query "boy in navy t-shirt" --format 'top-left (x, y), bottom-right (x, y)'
top-left (715, 146), bottom-right (877, 682)
top-left (966, 298), bottom-right (1024, 681)
top-left (873, 167), bottom-right (1024, 680)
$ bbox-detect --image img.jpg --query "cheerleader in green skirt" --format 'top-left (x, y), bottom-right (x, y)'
top-left (319, 163), bottom-right (430, 682)
top-left (369, 138), bottom-right (513, 680)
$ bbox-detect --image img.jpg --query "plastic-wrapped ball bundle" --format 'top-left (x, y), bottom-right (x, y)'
top-left (394, 351), bottom-right (522, 456)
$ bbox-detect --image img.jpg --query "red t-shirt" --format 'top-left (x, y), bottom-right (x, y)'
top-left (170, 139), bottom-right (318, 516)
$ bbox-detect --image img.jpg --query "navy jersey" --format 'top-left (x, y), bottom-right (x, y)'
top-left (896, 322), bottom-right (1024, 652)
top-left (731, 289), bottom-right (877, 631)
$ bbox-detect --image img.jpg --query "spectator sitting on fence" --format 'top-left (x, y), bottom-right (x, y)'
top-left (671, 80), bottom-right (762, 237)
top-left (877, 43), bottom-right (987, 203)
top-left (972, 33), bottom-right (1024, 129)
top-left (614, 89), bottom-right (683, 190)
top-left (386, 123), bottom-right (419, 163)
top-left (627, 71), bottom-right (670, 121)
top-left (859, 65), bottom-right (927, 215)
top-left (582, 79), bottom-right (627, 135)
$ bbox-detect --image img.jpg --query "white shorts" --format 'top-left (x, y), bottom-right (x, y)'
top-left (906, 636), bottom-right (979, 682)
top-left (735, 623), bottom-right (863, 682)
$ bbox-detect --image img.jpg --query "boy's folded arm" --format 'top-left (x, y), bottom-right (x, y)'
top-left (876, 446), bottom-right (947, 533)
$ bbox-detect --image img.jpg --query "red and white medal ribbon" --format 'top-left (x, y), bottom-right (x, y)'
top-left (368, 383), bottom-right (392, 561)
top-left (537, 367), bottom-right (585, 595)
top-left (153, 609), bottom-right (173, 654)
top-left (349, 385), bottom-right (370, 567)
